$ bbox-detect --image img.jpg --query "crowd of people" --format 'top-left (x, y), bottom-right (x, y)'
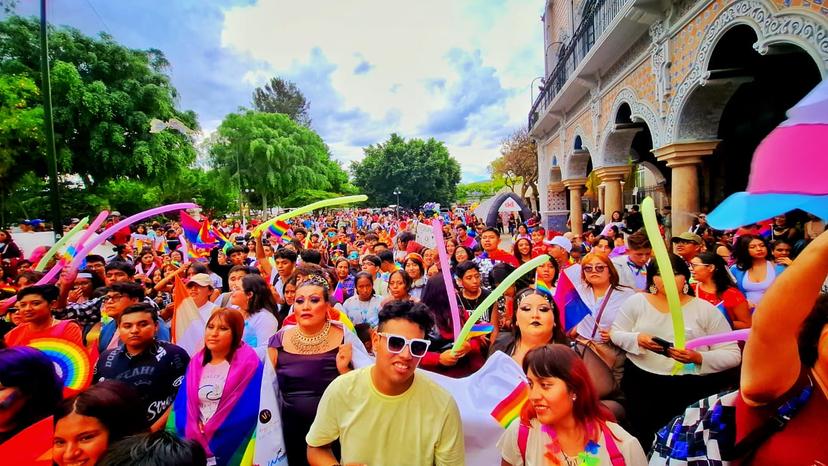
top-left (0, 204), bottom-right (826, 465)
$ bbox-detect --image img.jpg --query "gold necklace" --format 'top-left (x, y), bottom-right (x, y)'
top-left (290, 320), bottom-right (331, 354)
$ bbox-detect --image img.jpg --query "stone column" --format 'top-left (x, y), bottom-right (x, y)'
top-left (594, 166), bottom-right (630, 219)
top-left (652, 140), bottom-right (720, 234)
top-left (563, 179), bottom-right (587, 235)
top-left (597, 183), bottom-right (605, 214)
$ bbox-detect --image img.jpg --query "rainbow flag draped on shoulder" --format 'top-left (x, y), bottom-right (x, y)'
top-left (167, 344), bottom-right (286, 466)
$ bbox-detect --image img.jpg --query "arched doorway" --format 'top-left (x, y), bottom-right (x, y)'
top-left (701, 25), bottom-right (822, 211)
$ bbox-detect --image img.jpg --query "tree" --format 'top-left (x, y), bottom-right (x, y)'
top-left (456, 177), bottom-right (506, 204)
top-left (0, 16), bottom-right (198, 189)
top-left (351, 134), bottom-right (461, 208)
top-left (251, 77), bottom-right (311, 127)
top-left (490, 128), bottom-right (538, 202)
top-left (0, 74), bottom-right (44, 192)
top-left (209, 111), bottom-right (347, 211)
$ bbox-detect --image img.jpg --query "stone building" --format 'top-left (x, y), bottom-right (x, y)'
top-left (530, 0), bottom-right (826, 234)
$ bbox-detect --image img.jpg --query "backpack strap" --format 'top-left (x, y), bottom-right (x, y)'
top-left (517, 422), bottom-right (529, 464)
top-left (601, 424), bottom-right (626, 466)
top-left (730, 376), bottom-right (814, 460)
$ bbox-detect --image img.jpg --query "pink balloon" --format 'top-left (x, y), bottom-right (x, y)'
top-left (1, 210), bottom-right (111, 309)
top-left (685, 329), bottom-right (751, 350)
top-left (70, 211), bottom-right (110, 259)
top-left (68, 203), bottom-right (197, 271)
top-left (431, 219), bottom-right (462, 338)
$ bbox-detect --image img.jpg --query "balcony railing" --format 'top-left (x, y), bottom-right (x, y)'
top-left (529, 0), bottom-right (627, 130)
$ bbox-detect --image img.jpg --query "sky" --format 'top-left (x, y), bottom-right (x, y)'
top-left (12, 0), bottom-right (545, 182)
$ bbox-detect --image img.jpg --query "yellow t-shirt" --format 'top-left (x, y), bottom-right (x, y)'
top-left (306, 365), bottom-right (465, 466)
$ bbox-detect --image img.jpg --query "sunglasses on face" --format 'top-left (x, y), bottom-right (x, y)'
top-left (582, 265), bottom-right (607, 273)
top-left (377, 332), bottom-right (430, 357)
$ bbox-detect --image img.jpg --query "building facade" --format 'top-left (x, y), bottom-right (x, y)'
top-left (531, 0), bottom-right (827, 234)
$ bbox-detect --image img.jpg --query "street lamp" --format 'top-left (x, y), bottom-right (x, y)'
top-left (393, 187), bottom-right (401, 216)
top-left (242, 188), bottom-right (254, 231)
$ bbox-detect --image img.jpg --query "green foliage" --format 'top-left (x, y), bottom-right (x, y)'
top-left (456, 178), bottom-right (506, 203)
top-left (0, 16), bottom-right (198, 189)
top-left (210, 111), bottom-right (348, 211)
top-left (0, 74), bottom-right (44, 186)
top-left (251, 77), bottom-right (311, 127)
top-left (282, 189), bottom-right (341, 207)
top-left (350, 134), bottom-right (460, 207)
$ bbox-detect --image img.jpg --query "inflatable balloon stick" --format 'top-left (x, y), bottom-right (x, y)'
top-left (68, 203), bottom-right (198, 272)
top-left (33, 217), bottom-right (89, 271)
top-left (452, 254), bottom-right (551, 352)
top-left (70, 211), bottom-right (110, 255)
top-left (686, 329), bottom-right (751, 350)
top-left (254, 195), bottom-right (368, 237)
top-left (641, 197), bottom-right (685, 349)
top-left (431, 219), bottom-right (462, 338)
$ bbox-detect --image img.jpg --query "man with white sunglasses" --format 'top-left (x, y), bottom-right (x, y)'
top-left (307, 300), bottom-right (465, 465)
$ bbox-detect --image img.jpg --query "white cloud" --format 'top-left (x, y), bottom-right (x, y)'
top-left (220, 0), bottom-right (543, 182)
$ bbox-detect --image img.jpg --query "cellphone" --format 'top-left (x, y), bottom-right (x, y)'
top-left (651, 337), bottom-right (674, 354)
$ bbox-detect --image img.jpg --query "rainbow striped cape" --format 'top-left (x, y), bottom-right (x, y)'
top-left (167, 344), bottom-right (263, 466)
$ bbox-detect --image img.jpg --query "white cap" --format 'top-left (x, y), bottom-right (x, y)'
top-left (544, 235), bottom-right (572, 253)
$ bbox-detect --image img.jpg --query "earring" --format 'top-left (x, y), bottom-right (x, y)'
top-left (682, 283), bottom-right (689, 294)
top-left (649, 285), bottom-right (658, 294)
top-left (571, 394), bottom-right (577, 401)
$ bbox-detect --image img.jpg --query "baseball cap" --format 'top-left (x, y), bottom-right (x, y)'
top-left (544, 235), bottom-right (572, 252)
top-left (186, 273), bottom-right (213, 288)
top-left (670, 232), bottom-right (703, 244)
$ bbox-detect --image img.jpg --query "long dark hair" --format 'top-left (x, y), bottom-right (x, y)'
top-left (733, 234), bottom-right (769, 271)
top-left (521, 344), bottom-right (613, 426)
top-left (420, 275), bottom-right (456, 334)
top-left (695, 251), bottom-right (736, 297)
top-left (504, 288), bottom-right (568, 355)
top-left (513, 237), bottom-right (533, 264)
top-left (56, 380), bottom-right (147, 441)
top-left (645, 253), bottom-right (693, 295)
top-left (241, 274), bottom-right (280, 324)
top-left (203, 308), bottom-right (245, 365)
top-left (451, 245), bottom-right (475, 267)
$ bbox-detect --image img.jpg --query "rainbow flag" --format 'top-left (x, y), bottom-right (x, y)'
top-left (197, 218), bottom-right (216, 246)
top-left (535, 274), bottom-right (553, 297)
top-left (490, 380), bottom-right (529, 428)
top-left (167, 346), bottom-right (263, 466)
top-left (210, 225), bottom-right (233, 252)
top-left (267, 220), bottom-right (290, 240)
top-left (468, 323), bottom-right (494, 338)
top-left (180, 211), bottom-right (203, 245)
top-left (28, 337), bottom-right (92, 398)
top-left (553, 268), bottom-right (592, 332)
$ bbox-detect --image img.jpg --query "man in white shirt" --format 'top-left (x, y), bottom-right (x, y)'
top-left (611, 231), bottom-right (652, 291)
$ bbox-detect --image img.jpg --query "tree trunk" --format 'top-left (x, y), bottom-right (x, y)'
top-left (261, 192), bottom-right (267, 217)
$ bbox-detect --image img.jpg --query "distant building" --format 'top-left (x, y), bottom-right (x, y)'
top-left (531, 0), bottom-right (826, 234)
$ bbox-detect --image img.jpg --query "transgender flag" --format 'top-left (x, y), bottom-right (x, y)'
top-left (553, 267), bottom-right (592, 332)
